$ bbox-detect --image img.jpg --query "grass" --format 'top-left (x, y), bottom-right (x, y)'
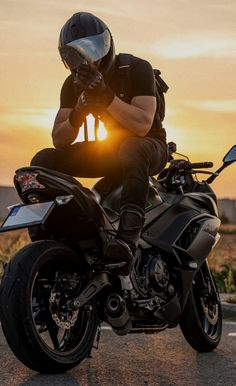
top-left (212, 267), bottom-right (236, 294)
top-left (208, 225), bottom-right (236, 272)
top-left (219, 224), bottom-right (236, 235)
top-left (0, 229), bottom-right (30, 277)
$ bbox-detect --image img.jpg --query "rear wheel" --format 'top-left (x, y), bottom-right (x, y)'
top-left (28, 225), bottom-right (49, 241)
top-left (0, 240), bottom-right (98, 373)
top-left (180, 261), bottom-right (222, 352)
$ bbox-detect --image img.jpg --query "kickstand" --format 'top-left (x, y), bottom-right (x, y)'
top-left (87, 323), bottom-right (101, 358)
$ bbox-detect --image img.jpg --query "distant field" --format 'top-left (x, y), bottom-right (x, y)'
top-left (208, 229), bottom-right (236, 271)
top-left (0, 225), bottom-right (235, 276)
top-left (0, 229), bottom-right (29, 276)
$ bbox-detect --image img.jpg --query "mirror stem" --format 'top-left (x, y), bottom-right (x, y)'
top-left (206, 163), bottom-right (227, 184)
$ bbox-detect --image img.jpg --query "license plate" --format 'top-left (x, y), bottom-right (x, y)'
top-left (0, 201), bottom-right (55, 232)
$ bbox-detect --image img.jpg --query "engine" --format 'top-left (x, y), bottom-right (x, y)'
top-left (132, 248), bottom-right (175, 302)
top-left (104, 249), bottom-right (178, 335)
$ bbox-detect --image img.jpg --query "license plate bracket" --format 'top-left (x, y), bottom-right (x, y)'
top-left (0, 201), bottom-right (55, 232)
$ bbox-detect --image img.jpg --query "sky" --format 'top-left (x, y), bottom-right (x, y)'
top-left (0, 0), bottom-right (236, 198)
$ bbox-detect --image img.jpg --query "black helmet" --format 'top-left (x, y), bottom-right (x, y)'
top-left (59, 12), bottom-right (115, 77)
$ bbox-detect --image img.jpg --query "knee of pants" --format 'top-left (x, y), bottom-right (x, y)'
top-left (118, 137), bottom-right (150, 166)
top-left (30, 148), bottom-right (57, 169)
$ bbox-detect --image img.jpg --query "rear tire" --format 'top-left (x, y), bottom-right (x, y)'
top-left (28, 226), bottom-right (49, 241)
top-left (180, 262), bottom-right (222, 352)
top-left (0, 240), bottom-right (98, 373)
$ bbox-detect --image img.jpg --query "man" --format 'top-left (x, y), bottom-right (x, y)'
top-left (31, 12), bottom-right (168, 274)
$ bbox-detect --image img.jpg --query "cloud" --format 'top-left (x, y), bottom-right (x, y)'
top-left (182, 99), bottom-right (236, 112)
top-left (0, 107), bottom-right (58, 130)
top-left (151, 35), bottom-right (236, 59)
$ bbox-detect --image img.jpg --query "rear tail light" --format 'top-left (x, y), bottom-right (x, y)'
top-left (14, 172), bottom-right (46, 193)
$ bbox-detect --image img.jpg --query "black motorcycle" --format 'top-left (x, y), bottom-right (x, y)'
top-left (0, 143), bottom-right (235, 373)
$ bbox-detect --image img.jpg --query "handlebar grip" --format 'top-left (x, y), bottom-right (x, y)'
top-left (189, 162), bottom-right (214, 169)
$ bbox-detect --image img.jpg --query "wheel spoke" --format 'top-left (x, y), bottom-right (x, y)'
top-left (47, 322), bottom-right (60, 349)
top-left (33, 308), bottom-right (41, 320)
top-left (203, 316), bottom-right (210, 334)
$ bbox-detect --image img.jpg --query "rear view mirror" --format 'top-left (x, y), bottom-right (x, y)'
top-left (223, 145), bottom-right (236, 164)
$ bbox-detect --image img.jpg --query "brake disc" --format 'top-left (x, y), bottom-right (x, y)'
top-left (49, 292), bottom-right (79, 330)
top-left (200, 297), bottom-right (219, 325)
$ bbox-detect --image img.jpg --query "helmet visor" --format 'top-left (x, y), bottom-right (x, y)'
top-left (59, 30), bottom-right (111, 70)
top-left (59, 45), bottom-right (88, 70)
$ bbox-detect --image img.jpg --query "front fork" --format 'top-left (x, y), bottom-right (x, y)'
top-left (194, 261), bottom-right (220, 304)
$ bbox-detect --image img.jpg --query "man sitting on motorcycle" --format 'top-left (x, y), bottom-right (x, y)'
top-left (31, 11), bottom-right (168, 274)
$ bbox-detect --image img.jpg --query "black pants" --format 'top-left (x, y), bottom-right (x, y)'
top-left (31, 137), bottom-right (168, 213)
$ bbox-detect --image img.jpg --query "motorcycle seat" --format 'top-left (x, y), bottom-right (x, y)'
top-left (92, 176), bottom-right (163, 215)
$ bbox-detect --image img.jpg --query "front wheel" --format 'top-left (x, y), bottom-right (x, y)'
top-left (0, 240), bottom-right (98, 373)
top-left (180, 261), bottom-right (222, 352)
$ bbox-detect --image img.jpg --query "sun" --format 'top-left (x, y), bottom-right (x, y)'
top-left (75, 114), bottom-right (107, 142)
top-left (20, 109), bottom-right (107, 143)
top-left (97, 121), bottom-right (107, 141)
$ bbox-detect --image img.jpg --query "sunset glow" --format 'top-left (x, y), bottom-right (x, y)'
top-left (0, 0), bottom-right (236, 198)
top-left (75, 115), bottom-right (108, 142)
top-left (97, 122), bottom-right (108, 141)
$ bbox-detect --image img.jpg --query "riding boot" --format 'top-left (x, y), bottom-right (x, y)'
top-left (104, 208), bottom-right (145, 275)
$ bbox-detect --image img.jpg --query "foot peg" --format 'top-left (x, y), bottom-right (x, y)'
top-left (104, 261), bottom-right (127, 269)
top-left (104, 239), bottom-right (133, 275)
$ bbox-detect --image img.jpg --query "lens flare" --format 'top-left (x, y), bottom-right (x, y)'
top-left (97, 121), bottom-right (107, 141)
top-left (83, 114), bottom-right (107, 141)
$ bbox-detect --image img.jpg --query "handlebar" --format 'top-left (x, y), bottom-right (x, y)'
top-left (158, 159), bottom-right (215, 186)
top-left (170, 160), bottom-right (214, 170)
top-left (189, 162), bottom-right (214, 169)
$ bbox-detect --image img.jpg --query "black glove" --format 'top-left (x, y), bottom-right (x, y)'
top-left (76, 64), bottom-right (115, 109)
top-left (69, 88), bottom-right (105, 129)
top-left (71, 68), bottom-right (84, 97)
top-left (68, 92), bottom-right (90, 129)
top-left (69, 64), bottom-right (115, 127)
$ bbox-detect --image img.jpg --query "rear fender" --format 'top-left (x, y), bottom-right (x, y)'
top-left (0, 195), bottom-right (102, 240)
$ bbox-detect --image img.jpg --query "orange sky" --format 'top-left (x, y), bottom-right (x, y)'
top-left (0, 0), bottom-right (236, 197)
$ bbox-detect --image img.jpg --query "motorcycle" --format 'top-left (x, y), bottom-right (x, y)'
top-left (0, 142), bottom-right (236, 373)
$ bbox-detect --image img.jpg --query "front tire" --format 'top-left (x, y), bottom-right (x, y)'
top-left (0, 240), bottom-right (98, 373)
top-left (180, 262), bottom-right (222, 352)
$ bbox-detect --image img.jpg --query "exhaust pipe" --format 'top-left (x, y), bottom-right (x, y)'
top-left (105, 293), bottom-right (131, 336)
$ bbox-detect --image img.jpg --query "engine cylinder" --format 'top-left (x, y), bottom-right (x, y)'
top-left (149, 256), bottom-right (170, 292)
